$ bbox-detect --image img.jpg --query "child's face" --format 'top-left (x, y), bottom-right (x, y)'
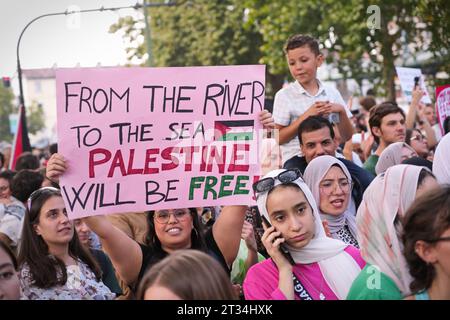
top-left (286, 45), bottom-right (323, 86)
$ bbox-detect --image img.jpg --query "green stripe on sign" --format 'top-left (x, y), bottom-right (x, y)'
top-left (217, 132), bottom-right (253, 141)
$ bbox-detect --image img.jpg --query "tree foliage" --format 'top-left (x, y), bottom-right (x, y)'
top-left (0, 85), bottom-right (15, 142)
top-left (26, 101), bottom-right (45, 135)
top-left (110, 0), bottom-right (450, 100)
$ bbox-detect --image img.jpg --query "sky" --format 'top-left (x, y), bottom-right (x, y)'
top-left (1, 0), bottom-right (143, 95)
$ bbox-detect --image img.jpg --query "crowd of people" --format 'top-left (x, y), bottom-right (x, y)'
top-left (1, 33), bottom-right (449, 301)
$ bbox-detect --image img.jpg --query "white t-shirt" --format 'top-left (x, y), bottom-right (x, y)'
top-left (273, 80), bottom-right (352, 164)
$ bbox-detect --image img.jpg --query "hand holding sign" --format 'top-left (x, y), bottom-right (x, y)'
top-left (395, 67), bottom-right (431, 104)
top-left (46, 153), bottom-right (67, 184)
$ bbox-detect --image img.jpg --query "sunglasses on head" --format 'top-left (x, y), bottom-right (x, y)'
top-left (252, 169), bottom-right (303, 193)
top-left (27, 186), bottom-right (60, 211)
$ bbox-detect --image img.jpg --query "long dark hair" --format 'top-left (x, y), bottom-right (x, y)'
top-left (144, 208), bottom-right (207, 252)
top-left (402, 186), bottom-right (450, 293)
top-left (17, 188), bottom-right (102, 288)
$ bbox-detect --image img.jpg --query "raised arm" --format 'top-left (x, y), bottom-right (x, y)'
top-left (83, 215), bottom-right (142, 286)
top-left (406, 87), bottom-right (424, 129)
top-left (212, 205), bottom-right (247, 267)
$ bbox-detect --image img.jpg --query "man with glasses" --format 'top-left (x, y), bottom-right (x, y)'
top-left (283, 116), bottom-right (374, 208)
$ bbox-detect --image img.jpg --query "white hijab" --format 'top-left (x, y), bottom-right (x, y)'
top-left (256, 169), bottom-right (363, 299)
top-left (356, 164), bottom-right (427, 295)
top-left (303, 155), bottom-right (358, 240)
top-left (375, 142), bottom-right (417, 175)
top-left (433, 132), bottom-right (450, 185)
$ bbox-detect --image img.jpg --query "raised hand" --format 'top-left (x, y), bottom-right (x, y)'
top-left (259, 109), bottom-right (275, 130)
top-left (46, 153), bottom-right (68, 184)
top-left (241, 220), bottom-right (257, 252)
top-left (261, 224), bottom-right (292, 271)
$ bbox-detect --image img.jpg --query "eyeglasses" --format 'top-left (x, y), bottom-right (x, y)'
top-left (427, 236), bottom-right (450, 243)
top-left (154, 209), bottom-right (190, 224)
top-left (252, 169), bottom-right (303, 193)
top-left (27, 186), bottom-right (60, 211)
top-left (0, 185), bottom-right (9, 192)
top-left (319, 179), bottom-right (353, 195)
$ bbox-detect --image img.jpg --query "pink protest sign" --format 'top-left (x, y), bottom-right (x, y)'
top-left (56, 65), bottom-right (264, 219)
top-left (436, 85), bottom-right (450, 136)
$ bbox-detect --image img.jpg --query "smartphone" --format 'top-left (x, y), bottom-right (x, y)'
top-left (261, 215), bottom-right (296, 266)
top-left (414, 76), bottom-right (420, 89)
top-left (328, 112), bottom-right (340, 124)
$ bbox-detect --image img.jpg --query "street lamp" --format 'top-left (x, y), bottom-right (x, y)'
top-left (16, 1), bottom-right (177, 109)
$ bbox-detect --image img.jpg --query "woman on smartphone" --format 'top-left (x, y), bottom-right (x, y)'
top-left (243, 169), bottom-right (365, 300)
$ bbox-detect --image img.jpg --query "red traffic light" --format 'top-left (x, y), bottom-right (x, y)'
top-left (2, 77), bottom-right (11, 88)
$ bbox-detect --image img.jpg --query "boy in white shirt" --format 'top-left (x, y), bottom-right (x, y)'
top-left (273, 34), bottom-right (354, 164)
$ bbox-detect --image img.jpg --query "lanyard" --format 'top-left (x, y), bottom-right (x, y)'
top-left (292, 272), bottom-right (314, 300)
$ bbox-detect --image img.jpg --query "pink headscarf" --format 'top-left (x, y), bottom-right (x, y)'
top-left (375, 142), bottom-right (417, 175)
top-left (356, 164), bottom-right (429, 295)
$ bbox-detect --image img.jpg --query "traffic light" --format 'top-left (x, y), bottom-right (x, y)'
top-left (2, 77), bottom-right (11, 88)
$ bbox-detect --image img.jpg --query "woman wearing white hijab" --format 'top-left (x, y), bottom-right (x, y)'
top-left (243, 169), bottom-right (365, 300)
top-left (304, 156), bottom-right (359, 248)
top-left (375, 142), bottom-right (418, 175)
top-left (433, 133), bottom-right (450, 185)
top-left (347, 165), bottom-right (439, 300)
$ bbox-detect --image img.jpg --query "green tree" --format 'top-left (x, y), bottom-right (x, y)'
top-left (245, 0), bottom-right (450, 100)
top-left (111, 0), bottom-right (450, 101)
top-left (0, 85), bottom-right (15, 142)
top-left (26, 101), bottom-right (45, 135)
top-left (110, 1), bottom-right (273, 91)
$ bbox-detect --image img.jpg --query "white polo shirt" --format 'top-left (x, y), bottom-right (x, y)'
top-left (273, 80), bottom-right (352, 164)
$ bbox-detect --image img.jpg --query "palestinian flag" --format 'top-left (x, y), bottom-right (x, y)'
top-left (9, 105), bottom-right (32, 170)
top-left (214, 120), bottom-right (254, 141)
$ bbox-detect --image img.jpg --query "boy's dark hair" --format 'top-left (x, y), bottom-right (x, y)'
top-left (14, 152), bottom-right (40, 172)
top-left (368, 102), bottom-right (405, 144)
top-left (402, 185), bottom-right (450, 293)
top-left (10, 169), bottom-right (44, 203)
top-left (0, 152), bottom-right (4, 168)
top-left (284, 34), bottom-right (320, 56)
top-left (297, 116), bottom-right (335, 145)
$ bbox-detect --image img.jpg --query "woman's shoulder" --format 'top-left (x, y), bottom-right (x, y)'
top-left (346, 264), bottom-right (403, 300)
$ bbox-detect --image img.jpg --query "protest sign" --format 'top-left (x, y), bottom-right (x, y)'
top-left (56, 65), bottom-right (264, 219)
top-left (436, 85), bottom-right (450, 135)
top-left (395, 67), bottom-right (432, 104)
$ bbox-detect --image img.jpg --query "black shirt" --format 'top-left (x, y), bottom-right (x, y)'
top-left (137, 227), bottom-right (229, 285)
